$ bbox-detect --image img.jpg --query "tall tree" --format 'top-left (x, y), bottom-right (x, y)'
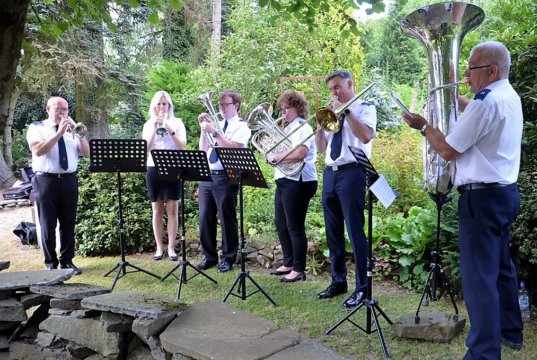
top-left (0, 0), bottom-right (29, 187)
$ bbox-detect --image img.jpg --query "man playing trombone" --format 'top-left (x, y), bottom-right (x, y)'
top-left (26, 96), bottom-right (90, 274)
top-left (315, 70), bottom-right (377, 307)
top-left (196, 89), bottom-right (251, 273)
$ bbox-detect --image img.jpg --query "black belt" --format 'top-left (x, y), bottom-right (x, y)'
top-left (457, 182), bottom-right (512, 193)
top-left (326, 162), bottom-right (360, 172)
top-left (35, 171), bottom-right (77, 179)
top-left (211, 170), bottom-right (227, 175)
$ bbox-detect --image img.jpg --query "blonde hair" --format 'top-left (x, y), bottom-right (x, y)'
top-left (149, 91), bottom-right (175, 119)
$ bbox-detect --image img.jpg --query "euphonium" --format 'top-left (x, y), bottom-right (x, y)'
top-left (63, 116), bottom-right (87, 139)
top-left (197, 91), bottom-right (225, 147)
top-left (401, 2), bottom-right (484, 195)
top-left (246, 103), bottom-right (305, 177)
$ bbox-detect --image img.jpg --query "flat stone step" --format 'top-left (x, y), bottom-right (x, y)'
top-left (30, 282), bottom-right (111, 300)
top-left (0, 270), bottom-right (73, 291)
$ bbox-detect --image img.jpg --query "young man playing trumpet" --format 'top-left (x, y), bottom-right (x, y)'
top-left (26, 96), bottom-right (90, 274)
top-left (315, 70), bottom-right (377, 307)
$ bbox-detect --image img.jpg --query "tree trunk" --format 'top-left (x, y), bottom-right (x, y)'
top-left (0, 1), bottom-right (30, 188)
top-left (212, 0), bottom-right (222, 56)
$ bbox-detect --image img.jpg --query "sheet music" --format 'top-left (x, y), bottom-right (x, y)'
top-left (370, 174), bottom-right (398, 208)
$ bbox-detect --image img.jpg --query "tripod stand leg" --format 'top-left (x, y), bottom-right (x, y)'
top-left (245, 273), bottom-right (278, 306)
top-left (371, 305), bottom-right (391, 358)
top-left (223, 273), bottom-right (244, 302)
top-left (325, 302), bottom-right (365, 335)
top-left (125, 262), bottom-right (161, 280)
top-left (415, 269), bottom-right (434, 323)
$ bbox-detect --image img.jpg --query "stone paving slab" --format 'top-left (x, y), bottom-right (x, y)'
top-left (30, 282), bottom-right (111, 300)
top-left (0, 298), bottom-right (27, 322)
top-left (266, 339), bottom-right (352, 360)
top-left (81, 291), bottom-right (186, 319)
top-left (0, 270), bottom-right (73, 291)
top-left (160, 301), bottom-right (300, 359)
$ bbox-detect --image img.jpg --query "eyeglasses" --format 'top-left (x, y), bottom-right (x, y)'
top-left (467, 64), bottom-right (491, 71)
top-left (53, 107), bottom-right (68, 112)
top-left (219, 102), bottom-right (234, 108)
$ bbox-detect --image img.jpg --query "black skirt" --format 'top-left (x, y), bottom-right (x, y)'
top-left (146, 166), bottom-right (181, 202)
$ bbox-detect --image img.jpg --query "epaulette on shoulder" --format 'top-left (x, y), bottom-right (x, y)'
top-left (31, 121), bottom-right (44, 126)
top-left (473, 89), bottom-right (491, 101)
top-left (361, 101), bottom-right (373, 106)
top-left (239, 118), bottom-right (246, 122)
top-left (298, 119), bottom-right (305, 125)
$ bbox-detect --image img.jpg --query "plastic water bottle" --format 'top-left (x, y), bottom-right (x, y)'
top-left (518, 281), bottom-right (530, 321)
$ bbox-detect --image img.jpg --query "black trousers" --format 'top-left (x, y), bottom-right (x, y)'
top-left (274, 178), bottom-right (317, 272)
top-left (322, 165), bottom-right (367, 291)
top-left (31, 174), bottom-right (78, 267)
top-left (198, 174), bottom-right (239, 263)
top-left (459, 184), bottom-right (523, 359)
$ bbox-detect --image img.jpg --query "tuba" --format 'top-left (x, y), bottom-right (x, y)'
top-left (401, 2), bottom-right (484, 195)
top-left (247, 102), bottom-right (306, 177)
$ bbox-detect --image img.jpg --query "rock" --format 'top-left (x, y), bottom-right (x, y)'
top-left (71, 309), bottom-right (101, 319)
top-left (50, 298), bottom-right (83, 310)
top-left (266, 339), bottom-right (352, 360)
top-left (19, 293), bottom-right (51, 309)
top-left (82, 291), bottom-right (186, 319)
top-left (30, 283), bottom-right (111, 300)
top-left (0, 298), bottom-right (27, 322)
top-left (0, 270), bottom-right (73, 291)
top-left (100, 312), bottom-right (133, 332)
top-left (160, 301), bottom-right (300, 359)
top-left (48, 308), bottom-right (72, 316)
top-left (391, 311), bottom-right (466, 342)
top-left (35, 331), bottom-right (56, 347)
top-left (132, 313), bottom-right (176, 338)
top-left (9, 340), bottom-right (70, 359)
top-left (40, 315), bottom-right (121, 357)
top-left (66, 342), bottom-right (97, 359)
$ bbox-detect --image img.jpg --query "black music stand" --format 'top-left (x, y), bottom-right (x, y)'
top-left (216, 147), bottom-right (278, 306)
top-left (415, 192), bottom-right (459, 323)
top-left (89, 139), bottom-right (161, 290)
top-left (151, 149), bottom-right (218, 299)
top-left (325, 146), bottom-right (393, 358)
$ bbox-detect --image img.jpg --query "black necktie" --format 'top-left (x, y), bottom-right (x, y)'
top-left (330, 114), bottom-right (345, 161)
top-left (209, 119), bottom-right (229, 164)
top-left (55, 125), bottom-right (68, 170)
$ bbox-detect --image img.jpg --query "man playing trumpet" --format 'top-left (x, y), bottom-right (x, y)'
top-left (196, 89), bottom-right (251, 273)
top-left (26, 96), bottom-right (90, 274)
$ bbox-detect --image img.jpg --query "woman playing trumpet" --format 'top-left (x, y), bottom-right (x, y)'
top-left (142, 90), bottom-right (187, 261)
top-left (269, 90), bottom-right (317, 282)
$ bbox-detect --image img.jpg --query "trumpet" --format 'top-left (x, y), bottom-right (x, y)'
top-left (155, 109), bottom-right (168, 137)
top-left (62, 116), bottom-right (87, 139)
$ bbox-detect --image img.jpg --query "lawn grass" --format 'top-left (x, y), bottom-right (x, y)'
top-left (2, 236), bottom-right (536, 360)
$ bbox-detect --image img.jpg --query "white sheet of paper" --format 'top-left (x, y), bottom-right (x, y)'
top-left (370, 174), bottom-right (397, 208)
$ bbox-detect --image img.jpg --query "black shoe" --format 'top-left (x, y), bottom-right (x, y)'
top-left (342, 290), bottom-right (365, 308)
top-left (169, 255), bottom-right (178, 261)
top-left (196, 259), bottom-right (217, 270)
top-left (153, 253), bottom-right (164, 261)
top-left (60, 263), bottom-right (81, 275)
top-left (317, 282), bottom-right (348, 299)
top-left (217, 261), bottom-right (233, 273)
top-left (501, 337), bottom-right (523, 350)
top-left (270, 268), bottom-right (292, 276)
top-left (280, 273), bottom-right (306, 283)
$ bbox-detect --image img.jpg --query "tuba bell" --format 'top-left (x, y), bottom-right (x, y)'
top-left (401, 2), bottom-right (484, 195)
top-left (197, 91), bottom-right (225, 147)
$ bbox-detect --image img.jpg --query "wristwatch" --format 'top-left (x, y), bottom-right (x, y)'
top-left (344, 108), bottom-right (351, 115)
top-left (420, 123), bottom-right (428, 136)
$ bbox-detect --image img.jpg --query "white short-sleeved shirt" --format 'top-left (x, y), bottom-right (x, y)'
top-left (26, 121), bottom-right (82, 173)
top-left (445, 79), bottom-right (523, 187)
top-left (274, 117), bottom-right (317, 181)
top-left (142, 116), bottom-right (187, 167)
top-left (324, 100), bottom-right (377, 165)
top-left (208, 115), bottom-right (252, 171)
